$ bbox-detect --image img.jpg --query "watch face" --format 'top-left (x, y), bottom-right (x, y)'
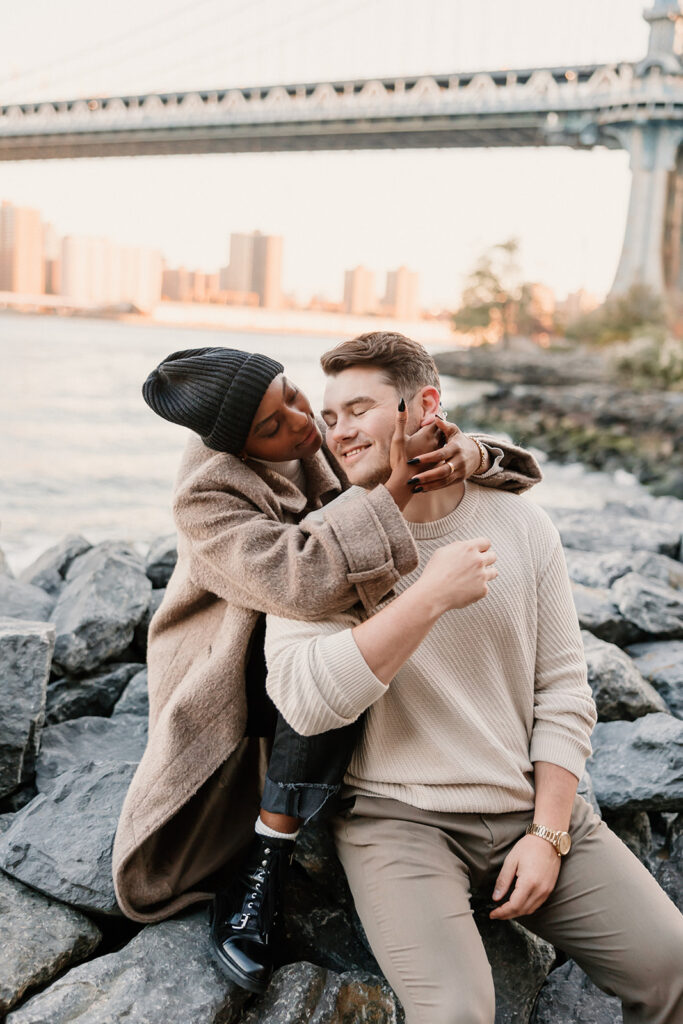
top-left (558, 833), bottom-right (571, 856)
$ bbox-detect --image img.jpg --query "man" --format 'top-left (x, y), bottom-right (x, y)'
top-left (265, 332), bottom-right (683, 1024)
top-left (113, 343), bottom-right (542, 996)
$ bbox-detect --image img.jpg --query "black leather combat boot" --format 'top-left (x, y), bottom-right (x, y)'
top-left (209, 834), bottom-right (293, 994)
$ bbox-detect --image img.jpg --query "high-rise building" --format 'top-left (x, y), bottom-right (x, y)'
top-left (0, 201), bottom-right (44, 293)
top-left (384, 266), bottom-right (420, 320)
top-left (252, 232), bottom-right (282, 309)
top-left (43, 222), bottom-right (61, 295)
top-left (61, 235), bottom-right (162, 311)
top-left (224, 230), bottom-right (282, 308)
top-left (343, 265), bottom-right (377, 315)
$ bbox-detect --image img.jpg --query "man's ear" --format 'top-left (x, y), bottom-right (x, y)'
top-left (417, 386), bottom-right (441, 427)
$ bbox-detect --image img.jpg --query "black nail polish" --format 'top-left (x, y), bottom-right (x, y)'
top-left (412, 486), bottom-right (423, 493)
top-left (406, 457), bottom-right (420, 465)
top-left (406, 477), bottom-right (419, 486)
top-left (398, 397), bottom-right (405, 411)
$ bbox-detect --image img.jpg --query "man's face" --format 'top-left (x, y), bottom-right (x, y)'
top-left (321, 366), bottom-right (420, 488)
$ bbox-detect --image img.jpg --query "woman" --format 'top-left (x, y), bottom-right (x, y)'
top-left (112, 341), bottom-right (541, 994)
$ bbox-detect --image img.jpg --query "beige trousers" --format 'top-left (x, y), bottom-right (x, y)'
top-left (332, 794), bottom-right (683, 1024)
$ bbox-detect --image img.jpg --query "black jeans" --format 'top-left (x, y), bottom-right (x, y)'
top-left (246, 614), bottom-right (362, 823)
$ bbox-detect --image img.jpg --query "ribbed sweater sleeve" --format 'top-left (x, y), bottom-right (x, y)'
top-left (529, 538), bottom-right (597, 778)
top-left (265, 614), bottom-right (386, 736)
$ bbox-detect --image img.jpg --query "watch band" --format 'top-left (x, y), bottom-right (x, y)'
top-left (525, 822), bottom-right (572, 857)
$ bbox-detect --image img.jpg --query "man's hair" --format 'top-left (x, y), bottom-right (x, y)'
top-left (320, 331), bottom-right (441, 397)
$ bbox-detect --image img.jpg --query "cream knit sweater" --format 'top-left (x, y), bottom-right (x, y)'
top-left (265, 483), bottom-right (597, 814)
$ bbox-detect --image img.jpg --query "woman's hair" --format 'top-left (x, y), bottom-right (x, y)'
top-left (320, 331), bottom-right (441, 397)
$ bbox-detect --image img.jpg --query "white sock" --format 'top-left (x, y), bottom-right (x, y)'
top-left (255, 816), bottom-right (299, 842)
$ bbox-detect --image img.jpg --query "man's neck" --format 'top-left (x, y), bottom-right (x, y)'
top-left (401, 480), bottom-right (466, 523)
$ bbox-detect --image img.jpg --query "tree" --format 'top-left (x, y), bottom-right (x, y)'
top-left (454, 239), bottom-right (522, 348)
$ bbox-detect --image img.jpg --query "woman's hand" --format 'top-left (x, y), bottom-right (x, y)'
top-left (404, 415), bottom-right (489, 491)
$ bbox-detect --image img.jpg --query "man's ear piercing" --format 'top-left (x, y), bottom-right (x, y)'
top-left (398, 398), bottom-right (406, 412)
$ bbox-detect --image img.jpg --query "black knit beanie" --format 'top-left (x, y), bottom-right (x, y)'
top-left (142, 347), bottom-right (284, 454)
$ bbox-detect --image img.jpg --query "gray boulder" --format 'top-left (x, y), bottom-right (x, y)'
top-left (571, 583), bottom-right (640, 646)
top-left (50, 552), bottom-right (151, 674)
top-left (0, 620), bottom-right (54, 798)
top-left (476, 916), bottom-right (555, 1024)
top-left (602, 809), bottom-right (654, 864)
top-left (4, 909), bottom-right (249, 1023)
top-left (18, 535), bottom-right (91, 597)
top-left (627, 640), bottom-right (683, 718)
top-left (242, 962), bottom-right (402, 1023)
top-left (112, 668), bottom-right (149, 719)
top-left (35, 715), bottom-right (147, 794)
top-left (655, 815), bottom-right (682, 911)
top-left (45, 662), bottom-right (145, 724)
top-left (588, 713), bottom-right (683, 812)
top-left (532, 959), bottom-right (622, 1023)
top-left (0, 577), bottom-right (54, 622)
top-left (612, 573), bottom-right (683, 639)
top-left (563, 549), bottom-right (634, 590)
top-left (0, 872), bottom-right (101, 1016)
top-left (64, 540), bottom-right (143, 582)
top-left (0, 760), bottom-right (137, 914)
top-left (582, 631), bottom-right (668, 721)
top-left (551, 509), bottom-right (680, 557)
top-left (605, 494), bottom-right (683, 528)
top-left (145, 534), bottom-right (177, 588)
top-left (630, 551), bottom-right (683, 591)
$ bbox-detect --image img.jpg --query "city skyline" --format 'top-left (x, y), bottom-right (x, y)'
top-left (0, 1), bottom-right (650, 307)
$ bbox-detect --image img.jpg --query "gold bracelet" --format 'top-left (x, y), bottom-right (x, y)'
top-left (468, 436), bottom-right (488, 476)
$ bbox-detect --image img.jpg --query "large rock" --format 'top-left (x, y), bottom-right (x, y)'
top-left (655, 815), bottom-right (682, 911)
top-left (18, 535), bottom-right (92, 598)
top-left (242, 962), bottom-right (403, 1024)
top-left (0, 577), bottom-right (54, 622)
top-left (0, 620), bottom-right (54, 798)
top-left (612, 573), bottom-right (683, 639)
top-left (571, 583), bottom-right (640, 646)
top-left (551, 509), bottom-right (681, 557)
top-left (627, 640), bottom-right (683, 718)
top-left (563, 549), bottom-right (634, 591)
top-left (0, 872), bottom-right (101, 1016)
top-left (145, 534), bottom-right (177, 588)
top-left (476, 915), bottom-right (555, 1023)
top-left (0, 760), bottom-right (137, 914)
top-left (35, 715), bottom-right (147, 794)
top-left (5, 909), bottom-right (249, 1024)
top-left (532, 959), bottom-right (622, 1023)
top-left (630, 551), bottom-right (683, 591)
top-left (605, 494), bottom-right (683, 528)
top-left (45, 662), bottom-right (145, 724)
top-left (112, 668), bottom-right (149, 719)
top-left (64, 540), bottom-right (143, 582)
top-left (582, 632), bottom-right (668, 721)
top-left (588, 713), bottom-right (683, 812)
top-left (50, 552), bottom-right (151, 674)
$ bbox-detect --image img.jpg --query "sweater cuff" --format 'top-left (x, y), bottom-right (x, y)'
top-left (316, 629), bottom-right (389, 721)
top-left (530, 729), bottom-right (592, 781)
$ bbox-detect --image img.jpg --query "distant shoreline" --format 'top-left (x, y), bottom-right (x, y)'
top-left (1, 301), bottom-right (460, 346)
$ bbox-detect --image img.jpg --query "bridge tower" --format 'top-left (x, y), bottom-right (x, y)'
top-left (611, 0), bottom-right (683, 296)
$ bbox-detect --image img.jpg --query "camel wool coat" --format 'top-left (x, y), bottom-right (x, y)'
top-left (112, 431), bottom-right (541, 922)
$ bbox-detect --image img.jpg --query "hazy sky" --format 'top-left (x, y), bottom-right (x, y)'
top-left (0, 0), bottom-right (651, 306)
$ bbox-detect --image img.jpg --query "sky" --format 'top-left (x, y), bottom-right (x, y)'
top-left (0, 0), bottom-right (652, 307)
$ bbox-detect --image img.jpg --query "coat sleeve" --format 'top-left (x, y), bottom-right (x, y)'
top-left (173, 478), bottom-right (418, 619)
top-left (471, 435), bottom-right (542, 494)
top-left (529, 536), bottom-right (597, 779)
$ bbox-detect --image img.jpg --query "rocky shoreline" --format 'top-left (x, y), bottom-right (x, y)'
top-left (433, 348), bottom-right (683, 497)
top-left (0, 498), bottom-right (682, 1023)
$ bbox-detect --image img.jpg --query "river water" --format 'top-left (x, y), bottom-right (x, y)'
top-left (0, 311), bottom-right (647, 573)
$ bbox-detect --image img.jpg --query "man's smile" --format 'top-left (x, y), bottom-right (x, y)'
top-left (340, 443), bottom-right (372, 463)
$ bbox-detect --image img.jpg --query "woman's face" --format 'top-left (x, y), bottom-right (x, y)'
top-left (242, 373), bottom-right (323, 461)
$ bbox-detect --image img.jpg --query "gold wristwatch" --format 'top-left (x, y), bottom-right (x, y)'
top-left (525, 823), bottom-right (572, 857)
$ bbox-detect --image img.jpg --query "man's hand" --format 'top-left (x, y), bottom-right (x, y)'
top-left (489, 834), bottom-right (561, 921)
top-left (404, 416), bottom-right (489, 491)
